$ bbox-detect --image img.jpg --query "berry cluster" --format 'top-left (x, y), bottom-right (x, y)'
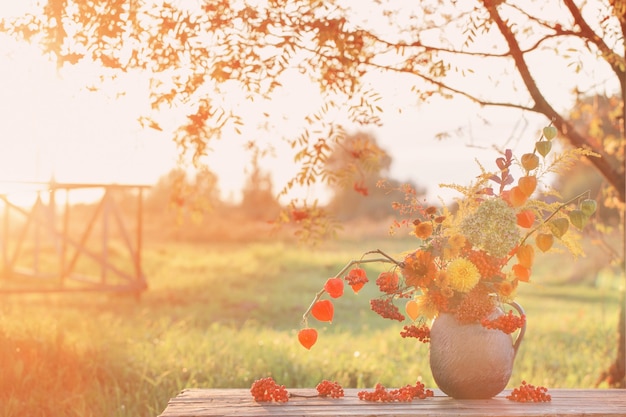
top-left (376, 271), bottom-right (399, 294)
top-left (250, 377), bottom-right (289, 402)
top-left (507, 381), bottom-right (551, 402)
top-left (400, 324), bottom-right (431, 343)
top-left (454, 287), bottom-right (495, 324)
top-left (358, 382), bottom-right (434, 402)
top-left (370, 298), bottom-right (405, 321)
top-left (482, 311), bottom-right (526, 334)
top-left (465, 249), bottom-right (506, 279)
top-left (316, 380), bottom-right (344, 398)
top-left (345, 267), bottom-right (369, 293)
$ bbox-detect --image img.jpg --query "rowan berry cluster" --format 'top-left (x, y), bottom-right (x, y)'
top-left (465, 249), bottom-right (506, 280)
top-left (316, 380), bottom-right (344, 398)
top-left (482, 311), bottom-right (526, 334)
top-left (250, 377), bottom-right (289, 402)
top-left (370, 298), bottom-right (405, 321)
top-left (358, 382), bottom-right (434, 402)
top-left (454, 287), bottom-right (495, 324)
top-left (345, 267), bottom-right (369, 292)
top-left (507, 381), bottom-right (551, 402)
top-left (400, 324), bottom-right (430, 343)
top-left (376, 271), bottom-right (399, 294)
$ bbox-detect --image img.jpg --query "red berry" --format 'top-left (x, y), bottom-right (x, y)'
top-left (506, 381), bottom-right (551, 402)
top-left (358, 382), bottom-right (433, 402)
top-left (345, 267), bottom-right (369, 293)
top-left (481, 311), bottom-right (525, 334)
top-left (400, 324), bottom-right (431, 343)
top-left (370, 298), bottom-right (405, 321)
top-left (316, 380), bottom-right (344, 398)
top-left (376, 271), bottom-right (399, 294)
top-left (250, 377), bottom-right (289, 402)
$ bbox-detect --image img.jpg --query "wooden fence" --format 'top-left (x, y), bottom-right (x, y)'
top-left (0, 181), bottom-right (149, 295)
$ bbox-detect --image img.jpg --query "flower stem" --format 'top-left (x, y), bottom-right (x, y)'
top-left (300, 250), bottom-right (401, 326)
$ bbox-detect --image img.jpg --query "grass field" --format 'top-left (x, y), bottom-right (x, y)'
top-left (0, 237), bottom-right (622, 417)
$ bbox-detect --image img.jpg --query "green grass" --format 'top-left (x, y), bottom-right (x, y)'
top-left (0, 239), bottom-right (622, 417)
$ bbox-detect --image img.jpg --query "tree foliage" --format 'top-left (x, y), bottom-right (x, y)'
top-left (325, 131), bottom-right (426, 220)
top-left (2, 0), bottom-right (623, 207)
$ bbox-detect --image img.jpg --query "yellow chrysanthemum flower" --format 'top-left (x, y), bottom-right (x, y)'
top-left (447, 258), bottom-right (480, 293)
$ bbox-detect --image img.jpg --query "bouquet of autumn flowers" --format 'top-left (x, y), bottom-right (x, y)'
top-left (298, 126), bottom-right (597, 350)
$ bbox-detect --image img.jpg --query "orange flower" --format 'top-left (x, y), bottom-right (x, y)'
top-left (401, 250), bottom-right (438, 289)
top-left (414, 222), bottom-right (433, 239)
top-left (447, 234), bottom-right (467, 250)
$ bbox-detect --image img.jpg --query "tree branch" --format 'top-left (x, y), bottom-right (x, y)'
top-left (563, 0), bottom-right (626, 84)
top-left (483, 0), bottom-right (625, 203)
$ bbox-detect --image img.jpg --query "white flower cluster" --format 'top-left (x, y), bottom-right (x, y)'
top-left (460, 198), bottom-right (519, 258)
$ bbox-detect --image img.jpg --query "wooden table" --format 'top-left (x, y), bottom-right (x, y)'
top-left (159, 388), bottom-right (626, 417)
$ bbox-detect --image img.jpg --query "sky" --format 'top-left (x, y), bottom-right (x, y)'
top-left (0, 2), bottom-right (594, 206)
top-left (0, 33), bottom-right (546, 205)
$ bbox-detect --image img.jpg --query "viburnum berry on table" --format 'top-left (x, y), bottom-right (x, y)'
top-left (507, 381), bottom-right (551, 402)
top-left (357, 382), bottom-right (434, 402)
top-left (316, 380), bottom-right (344, 398)
top-left (250, 378), bottom-right (347, 402)
top-left (250, 377), bottom-right (289, 402)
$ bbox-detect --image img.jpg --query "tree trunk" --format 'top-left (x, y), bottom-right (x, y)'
top-left (596, 289), bottom-right (625, 387)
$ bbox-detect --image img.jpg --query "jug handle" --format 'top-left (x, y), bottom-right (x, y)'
top-left (508, 301), bottom-right (526, 354)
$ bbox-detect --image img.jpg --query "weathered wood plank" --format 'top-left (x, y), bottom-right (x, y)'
top-left (158, 388), bottom-right (626, 417)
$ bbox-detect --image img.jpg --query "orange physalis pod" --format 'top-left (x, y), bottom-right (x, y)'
top-left (509, 186), bottom-right (528, 208)
top-left (520, 153), bottom-right (539, 171)
top-left (518, 175), bottom-right (537, 197)
top-left (298, 328), bottom-right (318, 350)
top-left (535, 233), bottom-right (554, 252)
top-left (345, 267), bottom-right (368, 294)
top-left (516, 244), bottom-right (535, 268)
top-left (406, 300), bottom-right (420, 321)
top-left (516, 210), bottom-right (535, 228)
top-left (512, 264), bottom-right (531, 282)
top-left (349, 281), bottom-right (365, 294)
top-left (323, 277), bottom-right (344, 298)
top-left (311, 300), bottom-right (334, 323)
